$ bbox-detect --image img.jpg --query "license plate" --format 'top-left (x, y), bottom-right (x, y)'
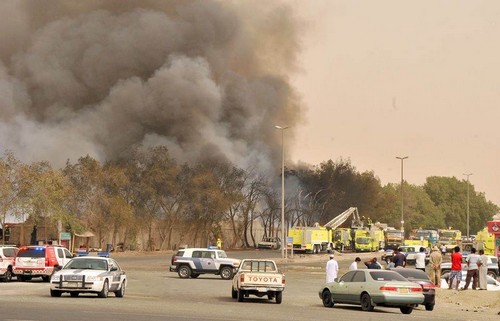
top-left (23, 270), bottom-right (32, 274)
top-left (257, 288), bottom-right (269, 292)
top-left (399, 288), bottom-right (409, 293)
top-left (63, 282), bottom-right (79, 288)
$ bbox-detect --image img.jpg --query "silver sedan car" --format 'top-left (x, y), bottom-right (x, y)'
top-left (50, 256), bottom-right (126, 298)
top-left (319, 269), bottom-right (424, 314)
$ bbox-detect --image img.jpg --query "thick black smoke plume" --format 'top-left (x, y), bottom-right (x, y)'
top-left (0, 0), bottom-right (302, 172)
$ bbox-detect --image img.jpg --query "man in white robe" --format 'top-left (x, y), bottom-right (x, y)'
top-left (478, 249), bottom-right (488, 290)
top-left (326, 254), bottom-right (339, 283)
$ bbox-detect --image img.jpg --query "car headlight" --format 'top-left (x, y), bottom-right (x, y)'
top-left (85, 275), bottom-right (103, 281)
top-left (51, 274), bottom-right (60, 282)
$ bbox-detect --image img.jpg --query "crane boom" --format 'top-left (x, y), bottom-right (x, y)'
top-left (324, 207), bottom-right (361, 229)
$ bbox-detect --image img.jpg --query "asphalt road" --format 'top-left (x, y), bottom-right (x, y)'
top-left (0, 249), bottom-right (494, 321)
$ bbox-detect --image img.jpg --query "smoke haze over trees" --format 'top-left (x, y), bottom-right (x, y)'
top-left (0, 0), bottom-right (302, 173)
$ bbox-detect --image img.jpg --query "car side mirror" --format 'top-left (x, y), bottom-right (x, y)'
top-left (110, 266), bottom-right (118, 271)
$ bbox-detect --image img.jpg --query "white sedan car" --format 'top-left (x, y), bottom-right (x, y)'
top-left (50, 256), bottom-right (126, 298)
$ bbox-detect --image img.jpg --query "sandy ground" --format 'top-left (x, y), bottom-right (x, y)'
top-left (112, 249), bottom-right (500, 316)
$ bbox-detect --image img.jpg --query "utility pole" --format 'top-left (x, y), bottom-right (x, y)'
top-left (396, 156), bottom-right (408, 235)
top-left (463, 173), bottom-right (472, 240)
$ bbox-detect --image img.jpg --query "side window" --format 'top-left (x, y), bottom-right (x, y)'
top-left (111, 259), bottom-right (121, 271)
top-left (5, 248), bottom-right (16, 257)
top-left (339, 271), bottom-right (356, 283)
top-left (57, 248), bottom-right (64, 258)
top-left (64, 249), bottom-right (73, 258)
top-left (202, 251), bottom-right (213, 259)
top-left (351, 271), bottom-right (366, 282)
top-left (192, 251), bottom-right (202, 258)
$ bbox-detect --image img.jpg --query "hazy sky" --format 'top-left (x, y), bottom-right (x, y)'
top-left (290, 1), bottom-right (500, 205)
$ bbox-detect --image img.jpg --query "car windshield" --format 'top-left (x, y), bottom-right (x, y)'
top-left (65, 259), bottom-right (108, 270)
top-left (369, 271), bottom-right (408, 282)
top-left (355, 238), bottom-right (370, 244)
top-left (217, 251), bottom-right (227, 258)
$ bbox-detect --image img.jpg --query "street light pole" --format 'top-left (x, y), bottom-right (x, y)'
top-left (396, 156), bottom-right (408, 235)
top-left (275, 125), bottom-right (289, 259)
top-left (463, 173), bottom-right (472, 240)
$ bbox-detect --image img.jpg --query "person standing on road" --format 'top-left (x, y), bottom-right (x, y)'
top-left (349, 257), bottom-right (361, 270)
top-left (392, 248), bottom-right (406, 267)
top-left (415, 247), bottom-right (426, 272)
top-left (325, 254), bottom-right (339, 283)
top-left (428, 246), bottom-right (442, 286)
top-left (462, 247), bottom-right (479, 290)
top-left (448, 246), bottom-right (462, 290)
top-left (477, 249), bottom-right (488, 290)
top-left (441, 244), bottom-right (447, 257)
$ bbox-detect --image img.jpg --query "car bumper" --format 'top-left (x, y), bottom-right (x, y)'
top-left (50, 280), bottom-right (104, 292)
top-left (371, 293), bottom-right (424, 306)
top-left (169, 265), bottom-right (178, 272)
top-left (240, 285), bottom-right (285, 292)
top-left (13, 267), bottom-right (53, 277)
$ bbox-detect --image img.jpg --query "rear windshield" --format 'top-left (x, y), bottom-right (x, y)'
top-left (17, 248), bottom-right (46, 258)
top-left (240, 261), bottom-right (277, 272)
top-left (392, 269), bottom-right (429, 280)
top-left (370, 271), bottom-right (408, 282)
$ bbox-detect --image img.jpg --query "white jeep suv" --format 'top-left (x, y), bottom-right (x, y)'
top-left (170, 248), bottom-right (240, 280)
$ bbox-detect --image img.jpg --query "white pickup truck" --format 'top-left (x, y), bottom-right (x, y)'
top-left (231, 259), bottom-right (285, 304)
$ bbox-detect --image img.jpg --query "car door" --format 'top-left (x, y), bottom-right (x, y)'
top-left (331, 271), bottom-right (355, 303)
top-left (199, 251), bottom-right (217, 272)
top-left (348, 271), bottom-right (367, 304)
top-left (109, 259), bottom-right (124, 290)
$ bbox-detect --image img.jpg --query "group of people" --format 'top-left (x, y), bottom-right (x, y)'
top-left (325, 245), bottom-right (490, 291)
top-left (447, 246), bottom-right (489, 290)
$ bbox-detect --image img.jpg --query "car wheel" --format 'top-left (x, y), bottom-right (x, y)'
top-left (42, 275), bottom-right (50, 282)
top-left (220, 266), bottom-right (233, 280)
top-left (425, 303), bottom-right (434, 311)
top-left (322, 290), bottom-right (334, 308)
top-left (115, 281), bottom-right (126, 298)
top-left (178, 265), bottom-right (192, 279)
top-left (231, 287), bottom-right (237, 299)
top-left (70, 292), bottom-right (79, 297)
top-left (98, 280), bottom-right (109, 298)
top-left (360, 293), bottom-right (374, 311)
top-left (442, 269), bottom-right (450, 275)
top-left (190, 273), bottom-right (200, 279)
top-left (50, 289), bottom-right (62, 297)
top-left (275, 291), bottom-right (282, 304)
top-left (3, 270), bottom-right (12, 282)
top-left (238, 289), bottom-right (244, 302)
top-left (400, 306), bottom-right (413, 314)
top-left (487, 271), bottom-right (497, 279)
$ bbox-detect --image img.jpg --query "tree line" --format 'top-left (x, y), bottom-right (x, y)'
top-left (0, 148), bottom-right (497, 251)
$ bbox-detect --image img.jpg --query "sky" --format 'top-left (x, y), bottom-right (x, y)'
top-left (290, 1), bottom-right (500, 206)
